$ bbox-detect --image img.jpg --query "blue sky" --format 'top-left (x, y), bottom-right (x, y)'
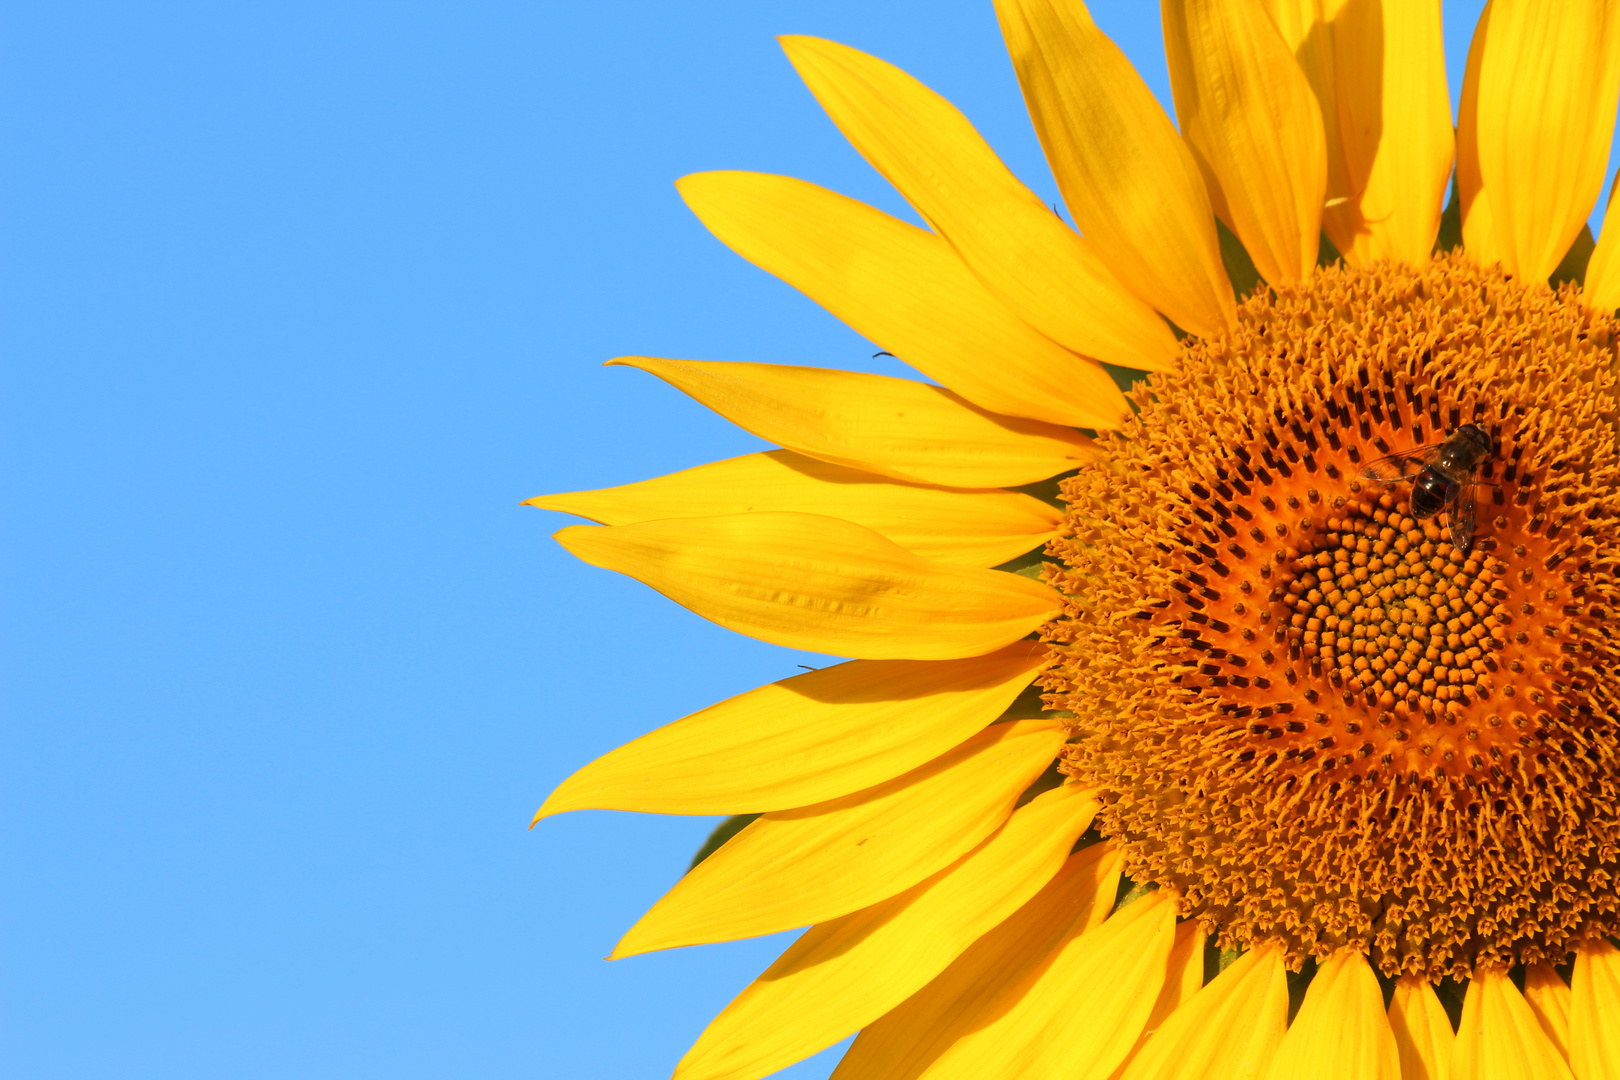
top-left (2, 1), bottom-right (1600, 1077)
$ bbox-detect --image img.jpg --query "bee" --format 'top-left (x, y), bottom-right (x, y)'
top-left (1359, 423), bottom-right (1498, 552)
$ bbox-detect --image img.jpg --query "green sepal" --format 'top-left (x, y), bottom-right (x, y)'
top-left (1008, 470), bottom-right (1075, 510)
top-left (1435, 182), bottom-right (1462, 254)
top-left (1373, 965), bottom-right (1397, 1010)
top-left (1011, 560), bottom-right (1048, 583)
top-left (998, 679), bottom-right (1053, 720)
top-left (1203, 938), bottom-right (1244, 984)
top-left (1111, 873), bottom-right (1159, 914)
top-left (1428, 178), bottom-right (1593, 288)
top-left (689, 813), bottom-right (759, 870)
top-left (994, 545), bottom-right (1051, 583)
top-left (1217, 218), bottom-right (1264, 300)
top-left (1013, 759), bottom-right (1067, 808)
top-left (1433, 976), bottom-right (1467, 1030)
top-left (1100, 362), bottom-right (1151, 398)
top-left (1552, 226), bottom-right (1595, 289)
top-left (1285, 956), bottom-right (1319, 1023)
top-left (1317, 227), bottom-right (1343, 267)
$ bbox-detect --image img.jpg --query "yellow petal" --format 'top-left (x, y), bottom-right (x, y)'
top-left (611, 717), bottom-right (1067, 957)
top-left (831, 842), bottom-right (1124, 1080)
top-left (1162, 0), bottom-right (1326, 285)
top-left (528, 450), bottom-right (1062, 569)
top-left (1262, 0), bottom-right (1354, 210)
top-left (1457, 7), bottom-right (1501, 267)
top-left (1388, 976), bottom-right (1455, 1080)
top-left (1262, 947), bottom-right (1399, 1080)
top-left (673, 783), bottom-right (1100, 1080)
top-left (1107, 918), bottom-right (1208, 1080)
top-left (1571, 938), bottom-right (1620, 1080)
top-left (1585, 177), bottom-right (1620, 312)
top-left (554, 512), bottom-right (1061, 661)
top-left (1460, 0), bottom-right (1620, 281)
top-left (1451, 968), bottom-right (1574, 1080)
top-left (533, 642), bottom-right (1049, 819)
top-left (1325, 0), bottom-right (1453, 266)
top-left (1522, 962), bottom-right (1572, 1062)
top-left (612, 356), bottom-right (1098, 489)
top-left (898, 890), bottom-right (1177, 1080)
top-left (1115, 942), bottom-right (1289, 1080)
top-left (778, 35), bottom-right (1180, 371)
top-left (994, 0), bottom-right (1235, 336)
top-left (676, 171), bottom-right (1133, 425)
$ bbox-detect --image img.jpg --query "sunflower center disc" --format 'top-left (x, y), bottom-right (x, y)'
top-left (1042, 252), bottom-right (1620, 979)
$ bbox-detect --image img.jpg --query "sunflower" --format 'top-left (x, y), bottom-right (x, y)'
top-left (532, 1), bottom-right (1620, 1077)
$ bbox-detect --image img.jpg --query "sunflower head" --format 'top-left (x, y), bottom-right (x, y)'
top-left (537, 2), bottom-right (1620, 1077)
top-left (1043, 251), bottom-right (1620, 981)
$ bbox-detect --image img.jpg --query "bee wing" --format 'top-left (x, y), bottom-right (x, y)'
top-left (1448, 482), bottom-right (1478, 552)
top-left (1360, 443), bottom-right (1441, 485)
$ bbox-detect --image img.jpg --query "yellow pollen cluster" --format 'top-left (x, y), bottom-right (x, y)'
top-left (1289, 497), bottom-right (1506, 723)
top-left (1041, 252), bottom-right (1620, 979)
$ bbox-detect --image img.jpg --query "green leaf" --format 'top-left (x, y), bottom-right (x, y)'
top-left (689, 814), bottom-right (759, 870)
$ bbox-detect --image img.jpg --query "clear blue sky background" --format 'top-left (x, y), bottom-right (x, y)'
top-left (4, 1), bottom-right (1605, 1077)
